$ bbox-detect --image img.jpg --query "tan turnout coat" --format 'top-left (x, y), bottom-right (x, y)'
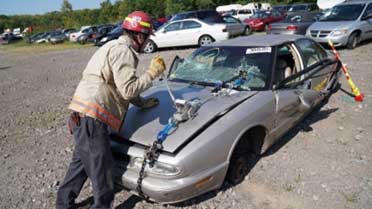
top-left (69, 35), bottom-right (153, 131)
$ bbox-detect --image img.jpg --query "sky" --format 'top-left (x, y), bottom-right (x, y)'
top-left (0, 0), bottom-right (106, 16)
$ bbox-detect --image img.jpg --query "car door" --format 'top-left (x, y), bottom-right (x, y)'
top-left (180, 20), bottom-right (203, 45)
top-left (154, 22), bottom-right (182, 48)
top-left (271, 39), bottom-right (337, 142)
top-left (270, 44), bottom-right (307, 141)
top-left (360, 3), bottom-right (372, 40)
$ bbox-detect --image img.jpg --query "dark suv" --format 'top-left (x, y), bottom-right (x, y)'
top-left (169, 10), bottom-right (221, 23)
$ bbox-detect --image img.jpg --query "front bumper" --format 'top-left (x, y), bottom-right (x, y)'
top-left (307, 33), bottom-right (349, 47)
top-left (112, 143), bottom-right (228, 204)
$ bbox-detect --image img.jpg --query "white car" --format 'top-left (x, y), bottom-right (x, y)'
top-left (143, 18), bottom-right (247, 53)
top-left (69, 25), bottom-right (93, 42)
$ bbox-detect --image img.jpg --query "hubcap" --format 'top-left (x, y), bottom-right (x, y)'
top-left (145, 42), bottom-right (154, 53)
top-left (200, 37), bottom-right (212, 46)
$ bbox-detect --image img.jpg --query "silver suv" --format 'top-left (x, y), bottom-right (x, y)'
top-left (306, 0), bottom-right (372, 49)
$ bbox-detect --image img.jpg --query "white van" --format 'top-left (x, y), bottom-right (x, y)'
top-left (216, 4), bottom-right (256, 21)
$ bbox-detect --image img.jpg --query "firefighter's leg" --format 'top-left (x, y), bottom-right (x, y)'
top-left (56, 125), bottom-right (88, 209)
top-left (81, 117), bottom-right (114, 209)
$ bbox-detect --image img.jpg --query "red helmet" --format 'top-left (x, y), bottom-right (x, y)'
top-left (122, 11), bottom-right (153, 34)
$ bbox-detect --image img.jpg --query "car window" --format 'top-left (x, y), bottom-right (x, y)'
top-left (362, 3), bottom-right (372, 19)
top-left (239, 9), bottom-right (252, 14)
top-left (182, 21), bottom-right (201, 29)
top-left (289, 5), bottom-right (306, 12)
top-left (165, 22), bottom-right (182, 32)
top-left (223, 16), bottom-right (240, 23)
top-left (273, 45), bottom-right (299, 85)
top-left (296, 39), bottom-right (327, 68)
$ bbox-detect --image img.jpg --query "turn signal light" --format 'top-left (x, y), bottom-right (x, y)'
top-left (222, 28), bottom-right (227, 32)
top-left (287, 25), bottom-right (298, 31)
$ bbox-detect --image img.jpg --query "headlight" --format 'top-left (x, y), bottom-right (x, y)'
top-left (331, 29), bottom-right (348, 36)
top-left (101, 37), bottom-right (108, 42)
top-left (129, 157), bottom-right (181, 177)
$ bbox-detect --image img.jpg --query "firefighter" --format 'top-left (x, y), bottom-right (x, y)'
top-left (56, 11), bottom-right (166, 209)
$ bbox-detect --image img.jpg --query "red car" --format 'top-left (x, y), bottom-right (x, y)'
top-left (243, 11), bottom-right (284, 31)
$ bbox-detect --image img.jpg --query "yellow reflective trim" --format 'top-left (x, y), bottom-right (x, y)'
top-left (125, 17), bottom-right (151, 28)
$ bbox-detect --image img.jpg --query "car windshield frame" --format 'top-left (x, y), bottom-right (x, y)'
top-left (319, 4), bottom-right (365, 21)
top-left (169, 46), bottom-right (273, 91)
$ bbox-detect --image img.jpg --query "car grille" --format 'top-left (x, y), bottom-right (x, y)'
top-left (311, 30), bottom-right (332, 38)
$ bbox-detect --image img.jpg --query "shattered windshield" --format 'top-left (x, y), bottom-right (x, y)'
top-left (170, 46), bottom-right (272, 90)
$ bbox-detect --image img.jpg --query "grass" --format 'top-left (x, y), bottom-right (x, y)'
top-left (0, 40), bottom-right (94, 54)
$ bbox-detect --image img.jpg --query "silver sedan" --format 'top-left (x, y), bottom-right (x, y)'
top-left (111, 35), bottom-right (341, 203)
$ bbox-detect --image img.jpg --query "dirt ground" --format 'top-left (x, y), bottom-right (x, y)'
top-left (0, 41), bottom-right (371, 209)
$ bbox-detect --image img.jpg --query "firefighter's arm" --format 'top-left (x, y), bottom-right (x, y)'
top-left (110, 46), bottom-right (153, 100)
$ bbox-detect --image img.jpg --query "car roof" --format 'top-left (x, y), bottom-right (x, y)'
top-left (341, 0), bottom-right (372, 5)
top-left (209, 35), bottom-right (305, 47)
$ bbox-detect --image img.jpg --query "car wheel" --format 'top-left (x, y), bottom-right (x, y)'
top-left (198, 35), bottom-right (214, 46)
top-left (346, 32), bottom-right (359, 49)
top-left (244, 26), bottom-right (252, 35)
top-left (226, 130), bottom-right (263, 185)
top-left (143, 40), bottom-right (157, 53)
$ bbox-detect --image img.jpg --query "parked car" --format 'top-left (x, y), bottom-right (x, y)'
top-left (69, 26), bottom-right (95, 42)
top-left (112, 34), bottom-right (341, 203)
top-left (217, 4), bottom-right (256, 21)
top-left (267, 12), bottom-right (321, 35)
top-left (219, 15), bottom-right (249, 36)
top-left (48, 31), bottom-right (67, 44)
top-left (0, 33), bottom-right (22, 44)
top-left (62, 28), bottom-right (77, 38)
top-left (243, 10), bottom-right (284, 31)
top-left (170, 10), bottom-right (221, 23)
top-left (94, 24), bottom-right (123, 47)
top-left (271, 4), bottom-right (291, 15)
top-left (78, 24), bottom-right (114, 44)
top-left (143, 18), bottom-right (244, 53)
top-left (287, 3), bottom-right (319, 14)
top-left (26, 32), bottom-right (46, 43)
top-left (306, 0), bottom-right (372, 49)
top-left (34, 32), bottom-right (51, 44)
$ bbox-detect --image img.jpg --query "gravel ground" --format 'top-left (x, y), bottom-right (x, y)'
top-left (0, 41), bottom-right (371, 209)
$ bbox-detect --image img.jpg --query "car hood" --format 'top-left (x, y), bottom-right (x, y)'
top-left (115, 82), bottom-right (258, 153)
top-left (309, 21), bottom-right (354, 31)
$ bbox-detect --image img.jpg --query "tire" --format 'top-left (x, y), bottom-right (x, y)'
top-left (346, 32), bottom-right (359, 49)
top-left (226, 130), bottom-right (263, 185)
top-left (244, 26), bottom-right (252, 35)
top-left (198, 35), bottom-right (214, 46)
top-left (143, 40), bottom-right (157, 53)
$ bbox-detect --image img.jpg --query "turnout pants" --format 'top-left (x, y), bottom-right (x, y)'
top-left (56, 116), bottom-right (114, 209)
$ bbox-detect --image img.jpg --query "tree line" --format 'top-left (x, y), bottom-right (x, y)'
top-left (0, 0), bottom-right (316, 33)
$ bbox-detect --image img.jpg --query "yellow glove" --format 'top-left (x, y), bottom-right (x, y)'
top-left (147, 55), bottom-right (166, 80)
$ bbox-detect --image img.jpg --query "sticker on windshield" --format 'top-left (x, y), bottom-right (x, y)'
top-left (246, 47), bottom-right (272, 54)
